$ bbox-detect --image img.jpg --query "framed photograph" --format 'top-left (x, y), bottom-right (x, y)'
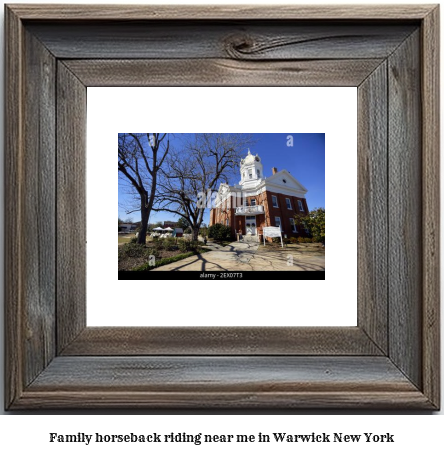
top-left (5, 4), bottom-right (440, 409)
top-left (116, 130), bottom-right (327, 281)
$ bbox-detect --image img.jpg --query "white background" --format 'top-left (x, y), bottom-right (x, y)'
top-left (0, 415), bottom-right (443, 454)
top-left (88, 87), bottom-right (357, 326)
top-left (0, 0), bottom-right (442, 448)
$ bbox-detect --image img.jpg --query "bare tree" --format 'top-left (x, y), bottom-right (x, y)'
top-left (118, 133), bottom-right (170, 244)
top-left (156, 133), bottom-right (253, 240)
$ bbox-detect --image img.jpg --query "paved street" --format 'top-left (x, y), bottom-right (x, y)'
top-left (151, 240), bottom-right (325, 272)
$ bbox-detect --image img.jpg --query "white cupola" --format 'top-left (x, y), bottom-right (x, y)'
top-left (239, 149), bottom-right (263, 188)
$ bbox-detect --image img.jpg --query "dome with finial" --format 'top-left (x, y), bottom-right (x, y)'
top-left (239, 149), bottom-right (263, 187)
top-left (241, 148), bottom-right (260, 166)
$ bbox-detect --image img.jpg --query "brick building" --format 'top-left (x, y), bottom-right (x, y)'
top-left (163, 221), bottom-right (178, 229)
top-left (209, 149), bottom-right (310, 240)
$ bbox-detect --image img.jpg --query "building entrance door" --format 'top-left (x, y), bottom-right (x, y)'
top-left (246, 215), bottom-right (256, 235)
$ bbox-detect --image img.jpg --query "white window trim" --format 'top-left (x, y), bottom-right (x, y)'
top-left (289, 218), bottom-right (298, 233)
top-left (251, 198), bottom-right (256, 206)
top-left (298, 200), bottom-right (304, 211)
top-left (275, 216), bottom-right (282, 229)
top-left (286, 198), bottom-right (292, 210)
top-left (272, 195), bottom-right (279, 208)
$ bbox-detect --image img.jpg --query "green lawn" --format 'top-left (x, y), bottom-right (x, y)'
top-left (118, 235), bottom-right (133, 244)
top-left (119, 235), bottom-right (157, 245)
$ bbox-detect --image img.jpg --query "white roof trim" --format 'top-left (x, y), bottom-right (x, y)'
top-left (265, 169), bottom-right (308, 193)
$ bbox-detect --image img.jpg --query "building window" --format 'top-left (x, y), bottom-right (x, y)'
top-left (275, 216), bottom-right (281, 229)
top-left (251, 199), bottom-right (256, 206)
top-left (298, 200), bottom-right (304, 211)
top-left (257, 169), bottom-right (260, 178)
top-left (249, 172), bottom-right (253, 179)
top-left (290, 218), bottom-right (297, 233)
top-left (286, 198), bottom-right (292, 210)
top-left (226, 218), bottom-right (229, 226)
top-left (272, 195), bottom-right (278, 207)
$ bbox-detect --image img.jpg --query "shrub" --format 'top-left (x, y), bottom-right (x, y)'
top-left (270, 237), bottom-right (290, 245)
top-left (178, 239), bottom-right (189, 253)
top-left (135, 251), bottom-right (198, 272)
top-left (152, 237), bottom-right (164, 248)
top-left (145, 246), bottom-right (160, 257)
top-left (294, 207), bottom-right (325, 244)
top-left (134, 248), bottom-right (211, 272)
top-left (129, 236), bottom-right (138, 244)
top-left (119, 242), bottom-right (149, 260)
top-left (297, 237), bottom-right (313, 243)
top-left (289, 237), bottom-right (298, 244)
top-left (161, 237), bottom-right (177, 251)
top-left (208, 223), bottom-right (231, 240)
top-left (178, 239), bottom-right (200, 253)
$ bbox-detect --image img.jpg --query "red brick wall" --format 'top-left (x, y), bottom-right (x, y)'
top-left (210, 190), bottom-right (309, 239)
top-left (265, 190), bottom-right (309, 238)
top-left (236, 215), bottom-right (245, 236)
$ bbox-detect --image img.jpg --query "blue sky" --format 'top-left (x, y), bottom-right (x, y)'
top-left (118, 133), bottom-right (325, 225)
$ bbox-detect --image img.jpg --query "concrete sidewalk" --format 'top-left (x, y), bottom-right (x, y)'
top-left (151, 240), bottom-right (324, 272)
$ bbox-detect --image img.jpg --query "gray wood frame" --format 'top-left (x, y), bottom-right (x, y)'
top-left (5, 4), bottom-right (440, 409)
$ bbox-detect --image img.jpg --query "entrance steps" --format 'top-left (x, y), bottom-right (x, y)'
top-left (241, 234), bottom-right (259, 243)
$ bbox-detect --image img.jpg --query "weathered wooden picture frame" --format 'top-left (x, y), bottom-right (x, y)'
top-left (5, 4), bottom-right (440, 409)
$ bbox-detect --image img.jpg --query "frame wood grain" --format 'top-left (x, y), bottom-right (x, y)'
top-left (5, 4), bottom-right (440, 409)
